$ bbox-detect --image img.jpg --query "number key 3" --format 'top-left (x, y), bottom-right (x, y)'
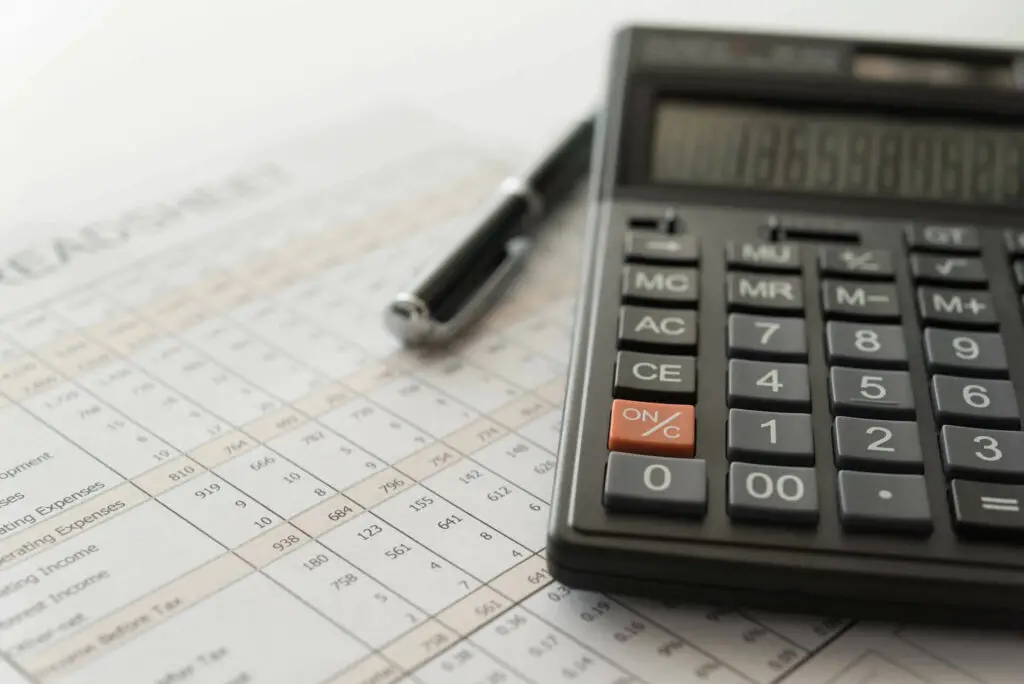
top-left (941, 425), bottom-right (1024, 480)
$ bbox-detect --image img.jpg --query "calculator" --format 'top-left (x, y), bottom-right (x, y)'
top-left (547, 26), bottom-right (1024, 624)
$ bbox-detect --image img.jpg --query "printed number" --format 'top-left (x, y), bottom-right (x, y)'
top-left (745, 472), bottom-right (805, 502)
top-left (756, 369), bottom-right (783, 393)
top-left (643, 464), bottom-right (672, 492)
top-left (973, 435), bottom-right (1003, 461)
top-left (963, 384), bottom-right (990, 409)
top-left (865, 426), bottom-right (895, 452)
top-left (860, 375), bottom-right (886, 400)
top-left (761, 419), bottom-right (777, 444)
top-left (953, 336), bottom-right (980, 361)
top-left (854, 329), bottom-right (880, 353)
top-left (755, 321), bottom-right (780, 344)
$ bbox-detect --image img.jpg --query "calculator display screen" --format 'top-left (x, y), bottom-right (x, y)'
top-left (650, 101), bottom-right (1024, 206)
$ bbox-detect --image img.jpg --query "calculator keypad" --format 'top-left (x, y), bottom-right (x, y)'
top-left (601, 210), bottom-right (1024, 554)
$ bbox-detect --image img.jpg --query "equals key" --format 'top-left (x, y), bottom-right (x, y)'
top-left (952, 480), bottom-right (1024, 536)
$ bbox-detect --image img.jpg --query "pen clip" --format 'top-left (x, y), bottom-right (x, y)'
top-left (387, 236), bottom-right (533, 345)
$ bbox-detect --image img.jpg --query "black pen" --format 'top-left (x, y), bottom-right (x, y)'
top-left (385, 116), bottom-right (594, 346)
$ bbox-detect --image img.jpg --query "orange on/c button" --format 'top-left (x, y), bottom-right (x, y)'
top-left (608, 399), bottom-right (695, 458)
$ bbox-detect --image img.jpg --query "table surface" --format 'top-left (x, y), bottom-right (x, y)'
top-left (3, 0), bottom-right (1024, 223)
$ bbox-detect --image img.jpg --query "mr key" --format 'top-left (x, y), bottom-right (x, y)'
top-left (548, 24), bottom-right (1024, 626)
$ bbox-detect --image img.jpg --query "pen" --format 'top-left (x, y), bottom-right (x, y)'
top-left (384, 115), bottom-right (595, 346)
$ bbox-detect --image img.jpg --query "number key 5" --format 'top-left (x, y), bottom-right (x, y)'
top-left (829, 367), bottom-right (915, 419)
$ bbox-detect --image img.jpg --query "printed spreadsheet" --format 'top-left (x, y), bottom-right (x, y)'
top-left (0, 112), bottom-right (1020, 684)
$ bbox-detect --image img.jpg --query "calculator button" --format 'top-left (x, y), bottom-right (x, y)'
top-left (837, 471), bottom-right (932, 534)
top-left (1013, 261), bottom-right (1024, 290)
top-left (727, 462), bottom-right (818, 524)
top-left (614, 352), bottom-right (696, 402)
top-left (910, 255), bottom-right (987, 286)
top-left (619, 306), bottom-right (697, 351)
top-left (906, 224), bottom-right (980, 253)
top-left (950, 479), bottom-right (1024, 535)
top-left (923, 328), bottom-right (1007, 377)
top-left (941, 425), bottom-right (1024, 481)
top-left (726, 242), bottom-right (801, 272)
top-left (728, 359), bottom-right (810, 411)
top-left (625, 232), bottom-right (699, 265)
top-left (726, 273), bottom-right (803, 312)
top-left (821, 280), bottom-right (900, 320)
top-left (829, 367), bottom-right (915, 419)
top-left (931, 375), bottom-right (1019, 428)
top-left (1005, 229), bottom-right (1024, 256)
top-left (608, 399), bottom-right (695, 458)
top-left (727, 313), bottom-right (807, 361)
top-left (727, 409), bottom-right (813, 466)
top-left (833, 417), bottom-right (923, 472)
top-left (825, 322), bottom-right (907, 369)
top-left (604, 452), bottom-right (706, 516)
top-left (916, 287), bottom-right (997, 328)
top-left (622, 265), bottom-right (699, 305)
top-left (818, 247), bottom-right (893, 279)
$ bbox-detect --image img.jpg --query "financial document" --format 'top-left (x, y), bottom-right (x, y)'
top-left (0, 110), bottom-right (1020, 684)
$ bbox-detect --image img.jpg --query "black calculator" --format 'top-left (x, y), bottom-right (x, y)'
top-left (547, 26), bottom-right (1024, 624)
